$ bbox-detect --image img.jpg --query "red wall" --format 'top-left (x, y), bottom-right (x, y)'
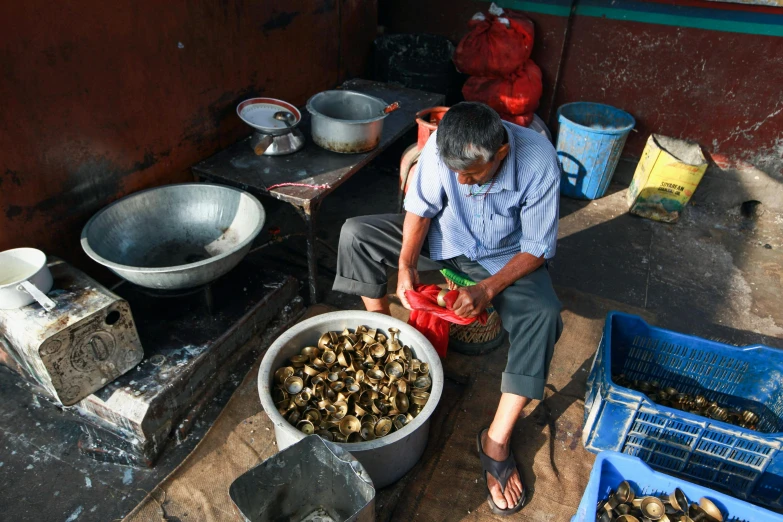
top-left (0, 0), bottom-right (377, 263)
top-left (380, 0), bottom-right (783, 177)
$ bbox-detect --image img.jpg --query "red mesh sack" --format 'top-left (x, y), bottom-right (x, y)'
top-left (405, 284), bottom-right (489, 358)
top-left (453, 9), bottom-right (535, 78)
top-left (499, 111), bottom-right (535, 127)
top-left (462, 60), bottom-right (543, 116)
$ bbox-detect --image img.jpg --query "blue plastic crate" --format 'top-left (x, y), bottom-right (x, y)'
top-left (583, 312), bottom-right (783, 509)
top-left (572, 451), bottom-right (782, 522)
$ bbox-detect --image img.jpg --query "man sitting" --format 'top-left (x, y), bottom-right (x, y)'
top-left (332, 102), bottom-right (563, 515)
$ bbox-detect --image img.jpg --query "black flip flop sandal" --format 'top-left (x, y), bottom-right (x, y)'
top-left (476, 428), bottom-right (527, 516)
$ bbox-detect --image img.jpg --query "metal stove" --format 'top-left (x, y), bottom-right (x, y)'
top-left (0, 252), bottom-right (303, 466)
top-left (0, 259), bottom-right (144, 406)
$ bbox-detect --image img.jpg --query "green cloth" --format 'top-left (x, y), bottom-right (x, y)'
top-left (440, 268), bottom-right (476, 287)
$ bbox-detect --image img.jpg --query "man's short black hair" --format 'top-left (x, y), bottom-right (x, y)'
top-left (436, 102), bottom-right (506, 171)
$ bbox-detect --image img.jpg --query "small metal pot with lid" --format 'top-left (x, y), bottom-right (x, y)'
top-left (306, 90), bottom-right (398, 154)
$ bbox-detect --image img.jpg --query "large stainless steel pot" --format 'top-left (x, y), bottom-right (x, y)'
top-left (258, 311), bottom-right (444, 489)
top-left (306, 90), bottom-right (390, 154)
top-left (81, 183), bottom-right (265, 290)
top-left (0, 248), bottom-right (56, 311)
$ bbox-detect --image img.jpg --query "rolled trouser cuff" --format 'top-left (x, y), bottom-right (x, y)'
top-left (332, 275), bottom-right (388, 299)
top-left (500, 372), bottom-right (546, 400)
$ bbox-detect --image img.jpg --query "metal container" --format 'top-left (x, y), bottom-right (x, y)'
top-left (306, 90), bottom-right (390, 154)
top-left (236, 97), bottom-right (305, 156)
top-left (0, 259), bottom-right (144, 406)
top-left (0, 247), bottom-right (55, 310)
top-left (258, 311), bottom-right (443, 489)
top-left (81, 183), bottom-right (265, 290)
top-left (230, 436), bottom-right (375, 522)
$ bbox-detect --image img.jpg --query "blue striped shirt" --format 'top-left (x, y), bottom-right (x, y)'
top-left (404, 121), bottom-right (560, 275)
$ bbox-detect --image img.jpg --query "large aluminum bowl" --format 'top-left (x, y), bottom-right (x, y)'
top-left (259, 311), bottom-right (443, 489)
top-left (81, 183), bottom-right (265, 290)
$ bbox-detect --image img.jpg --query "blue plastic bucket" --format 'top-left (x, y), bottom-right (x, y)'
top-left (556, 102), bottom-right (635, 200)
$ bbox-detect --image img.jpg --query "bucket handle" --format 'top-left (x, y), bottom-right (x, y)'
top-left (18, 281), bottom-right (56, 311)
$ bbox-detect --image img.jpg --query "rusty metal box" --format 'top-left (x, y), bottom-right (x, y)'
top-left (0, 259), bottom-right (144, 405)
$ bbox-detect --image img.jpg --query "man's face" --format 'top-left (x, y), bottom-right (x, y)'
top-left (454, 143), bottom-right (510, 185)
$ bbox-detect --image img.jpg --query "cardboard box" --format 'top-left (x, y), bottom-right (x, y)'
top-left (627, 134), bottom-right (707, 223)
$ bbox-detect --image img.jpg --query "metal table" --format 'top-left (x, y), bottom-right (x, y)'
top-left (193, 79), bottom-right (444, 303)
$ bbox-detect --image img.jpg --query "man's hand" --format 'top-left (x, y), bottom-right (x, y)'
top-left (451, 283), bottom-right (494, 318)
top-left (396, 265), bottom-right (420, 310)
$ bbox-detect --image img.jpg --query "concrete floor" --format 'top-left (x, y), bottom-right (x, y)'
top-left (239, 144), bottom-right (783, 520)
top-left (3, 133), bottom-right (783, 521)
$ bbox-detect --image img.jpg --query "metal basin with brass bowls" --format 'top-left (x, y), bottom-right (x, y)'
top-left (259, 311), bottom-right (443, 489)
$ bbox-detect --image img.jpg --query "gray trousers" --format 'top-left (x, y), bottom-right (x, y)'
top-left (332, 213), bottom-right (563, 400)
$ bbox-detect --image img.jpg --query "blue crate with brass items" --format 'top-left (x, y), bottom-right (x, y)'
top-left (572, 451), bottom-right (783, 522)
top-left (582, 312), bottom-right (783, 509)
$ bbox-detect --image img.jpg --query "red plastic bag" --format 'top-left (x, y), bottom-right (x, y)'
top-left (453, 10), bottom-right (535, 78)
top-left (498, 111), bottom-right (535, 127)
top-left (408, 310), bottom-right (451, 358)
top-left (462, 60), bottom-right (543, 116)
top-left (405, 285), bottom-right (488, 358)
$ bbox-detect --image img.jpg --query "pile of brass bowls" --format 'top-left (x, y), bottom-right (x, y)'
top-left (272, 325), bottom-right (431, 443)
top-left (613, 375), bottom-right (759, 431)
top-left (597, 481), bottom-right (725, 522)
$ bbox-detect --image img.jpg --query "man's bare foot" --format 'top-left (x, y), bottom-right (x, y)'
top-left (482, 430), bottom-right (524, 510)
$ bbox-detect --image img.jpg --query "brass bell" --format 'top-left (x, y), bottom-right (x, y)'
top-left (410, 390), bottom-right (430, 406)
top-left (275, 366), bottom-right (294, 384)
top-left (301, 346), bottom-right (320, 359)
top-left (322, 350), bottom-right (337, 367)
top-left (284, 376), bottom-right (304, 395)
top-left (668, 488), bottom-right (689, 513)
top-left (393, 393), bottom-right (409, 413)
top-left (289, 354), bottom-right (309, 368)
top-left (316, 429), bottom-right (334, 441)
top-left (369, 343), bottom-right (386, 359)
top-left (413, 375), bottom-right (432, 390)
top-left (338, 350), bottom-right (353, 368)
top-left (333, 401), bottom-right (348, 420)
top-left (375, 417), bottom-right (392, 437)
top-left (297, 420), bottom-right (315, 434)
top-left (698, 497), bottom-right (723, 522)
top-left (615, 481), bottom-right (635, 504)
top-left (303, 408), bottom-right (321, 424)
top-left (385, 361), bottom-right (404, 382)
top-left (742, 410), bottom-right (759, 426)
top-left (339, 415), bottom-right (361, 436)
top-left (640, 496), bottom-right (665, 520)
top-left (318, 331), bottom-right (337, 350)
top-left (272, 388), bottom-right (288, 404)
top-left (366, 368), bottom-right (384, 383)
top-left (360, 422), bottom-right (376, 440)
